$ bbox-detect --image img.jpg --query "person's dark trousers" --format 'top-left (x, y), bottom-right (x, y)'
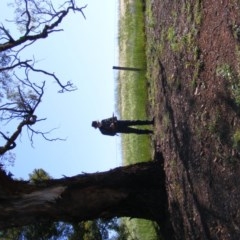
top-left (117, 127), bottom-right (153, 134)
top-left (116, 120), bottom-right (153, 134)
top-left (117, 120), bottom-right (153, 127)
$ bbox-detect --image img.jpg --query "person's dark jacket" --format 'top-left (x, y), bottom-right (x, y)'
top-left (99, 117), bottom-right (117, 136)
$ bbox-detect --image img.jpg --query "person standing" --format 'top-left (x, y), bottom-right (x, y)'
top-left (92, 115), bottom-right (154, 136)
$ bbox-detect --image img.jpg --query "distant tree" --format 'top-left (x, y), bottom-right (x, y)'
top-left (29, 168), bottom-right (52, 183)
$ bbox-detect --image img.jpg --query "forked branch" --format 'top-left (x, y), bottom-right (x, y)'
top-left (0, 1), bottom-right (87, 52)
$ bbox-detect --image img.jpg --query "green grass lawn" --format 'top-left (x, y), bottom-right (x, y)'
top-left (117, 1), bottom-right (161, 239)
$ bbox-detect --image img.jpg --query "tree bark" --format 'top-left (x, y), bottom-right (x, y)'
top-left (0, 161), bottom-right (167, 230)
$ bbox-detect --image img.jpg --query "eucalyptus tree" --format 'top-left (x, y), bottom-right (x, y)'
top-left (0, 0), bottom-right (170, 239)
top-left (0, 0), bottom-right (86, 156)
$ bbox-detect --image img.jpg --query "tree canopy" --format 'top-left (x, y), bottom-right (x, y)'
top-left (0, 0), bottom-right (86, 159)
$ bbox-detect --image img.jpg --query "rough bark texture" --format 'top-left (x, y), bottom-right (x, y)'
top-left (0, 161), bottom-right (168, 230)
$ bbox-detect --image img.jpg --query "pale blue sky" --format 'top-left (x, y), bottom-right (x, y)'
top-left (0, 0), bottom-right (121, 179)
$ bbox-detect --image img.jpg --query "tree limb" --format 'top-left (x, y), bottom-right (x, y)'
top-left (0, 115), bottom-right (37, 155)
top-left (0, 3), bottom-right (87, 52)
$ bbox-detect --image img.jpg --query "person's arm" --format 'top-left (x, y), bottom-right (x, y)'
top-left (102, 116), bottom-right (117, 123)
top-left (112, 113), bottom-right (117, 122)
top-left (99, 127), bottom-right (116, 136)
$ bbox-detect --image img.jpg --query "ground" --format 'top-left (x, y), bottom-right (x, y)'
top-left (148, 0), bottom-right (240, 239)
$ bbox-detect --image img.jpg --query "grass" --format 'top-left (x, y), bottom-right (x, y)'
top-left (117, 0), bottom-right (152, 165)
top-left (233, 129), bottom-right (240, 150)
top-left (216, 63), bottom-right (240, 106)
top-left (117, 0), bottom-right (160, 239)
top-left (145, 0), bottom-right (203, 98)
top-left (216, 64), bottom-right (233, 80)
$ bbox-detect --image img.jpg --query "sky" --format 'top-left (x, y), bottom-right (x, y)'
top-left (0, 0), bottom-right (122, 180)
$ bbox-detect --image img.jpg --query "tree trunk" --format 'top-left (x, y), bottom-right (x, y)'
top-left (0, 161), bottom-right (168, 230)
top-left (112, 66), bottom-right (142, 71)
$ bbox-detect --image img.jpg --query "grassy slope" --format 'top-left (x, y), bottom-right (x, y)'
top-left (117, 1), bottom-right (160, 239)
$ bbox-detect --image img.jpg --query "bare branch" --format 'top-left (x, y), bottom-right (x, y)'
top-left (0, 1), bottom-right (85, 156)
top-left (22, 61), bottom-right (76, 92)
top-left (0, 25), bottom-right (15, 43)
top-left (0, 58), bottom-right (75, 92)
top-left (0, 77), bottom-right (45, 155)
top-left (0, 114), bottom-right (37, 155)
top-left (0, 59), bottom-right (32, 72)
top-left (22, 0), bottom-right (32, 36)
top-left (27, 125), bottom-right (66, 147)
top-left (0, 78), bottom-right (45, 119)
top-left (0, 77), bottom-right (64, 154)
top-left (0, 3), bottom-right (87, 52)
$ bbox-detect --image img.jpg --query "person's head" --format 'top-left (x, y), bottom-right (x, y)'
top-left (92, 121), bottom-right (99, 129)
